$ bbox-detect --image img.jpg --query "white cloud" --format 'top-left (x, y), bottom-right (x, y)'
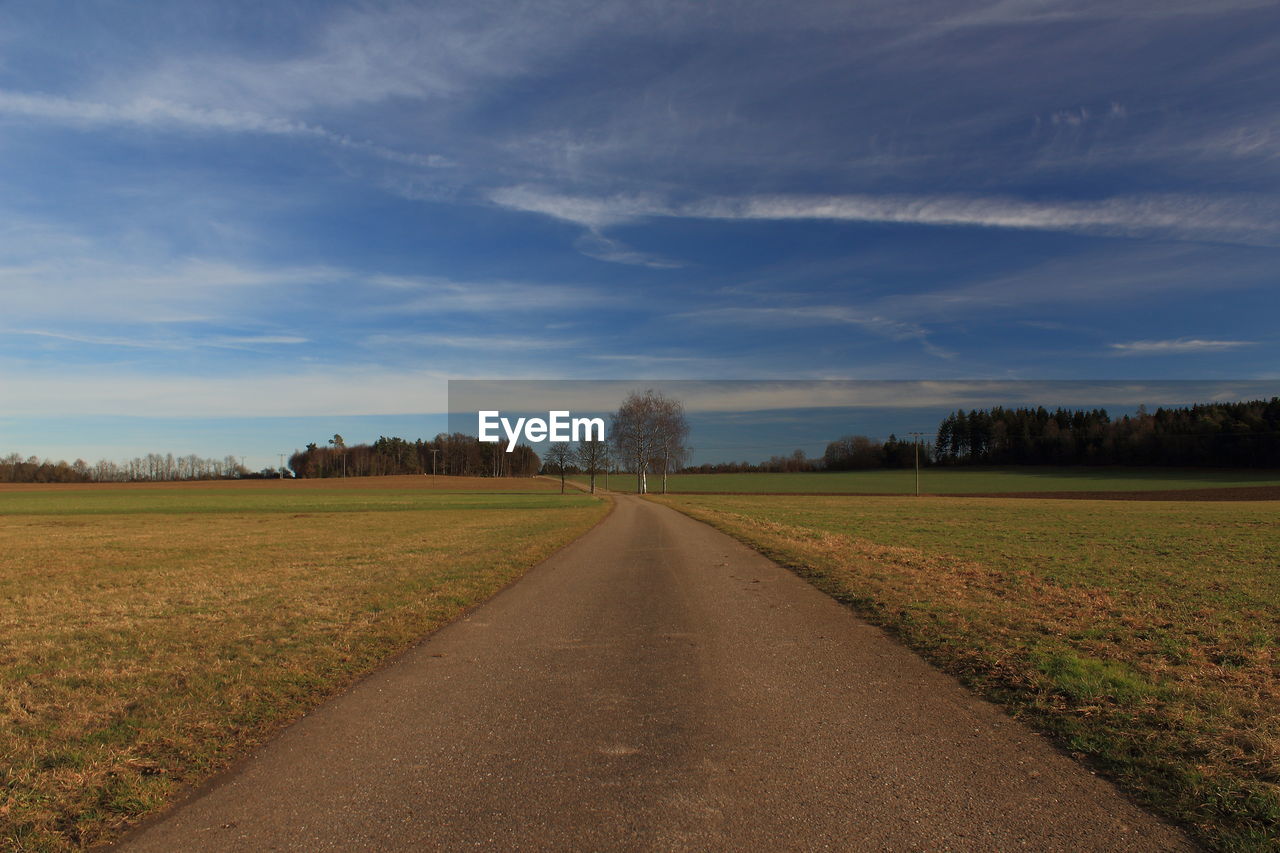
top-left (490, 186), bottom-right (1280, 245)
top-left (678, 305), bottom-right (926, 341)
top-left (1109, 338), bottom-right (1257, 354)
top-left (97, 0), bottom-right (1267, 130)
top-left (363, 274), bottom-right (613, 314)
top-left (0, 90), bottom-right (449, 168)
top-left (485, 189), bottom-right (686, 265)
top-left (0, 216), bottom-right (603, 329)
top-left (676, 305), bottom-right (955, 360)
top-left (10, 330), bottom-right (170, 350)
top-left (216, 335), bottom-right (310, 346)
top-left (8, 329), bottom-right (310, 351)
top-left (117, 1), bottom-right (918, 118)
top-left (0, 248), bottom-right (345, 325)
top-left (365, 332), bottom-right (581, 351)
top-left (0, 90), bottom-right (311, 133)
top-left (122, 3), bottom-right (577, 114)
top-left (894, 0), bottom-right (1278, 48)
top-left (488, 186), bottom-right (668, 229)
top-left (572, 232), bottom-right (683, 269)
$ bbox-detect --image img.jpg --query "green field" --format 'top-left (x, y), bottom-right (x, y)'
top-left (0, 487), bottom-right (586, 516)
top-left (0, 476), bottom-right (605, 850)
top-left (653, 493), bottom-right (1280, 851)
top-left (581, 467), bottom-right (1280, 494)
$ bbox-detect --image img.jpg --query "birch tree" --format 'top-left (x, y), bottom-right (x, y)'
top-left (654, 397), bottom-right (690, 494)
top-left (610, 389), bottom-right (689, 494)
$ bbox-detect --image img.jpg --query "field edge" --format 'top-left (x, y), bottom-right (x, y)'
top-left (646, 494), bottom-right (1275, 852)
top-left (109, 492), bottom-right (618, 850)
top-left (2, 489), bottom-right (611, 852)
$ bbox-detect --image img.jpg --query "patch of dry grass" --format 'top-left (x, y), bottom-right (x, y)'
top-left (654, 494), bottom-right (1280, 851)
top-left (0, 480), bottom-right (605, 850)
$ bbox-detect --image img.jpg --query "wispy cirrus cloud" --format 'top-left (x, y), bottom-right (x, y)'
top-left (487, 188), bottom-right (686, 266)
top-left (676, 305), bottom-right (956, 360)
top-left (901, 0), bottom-right (1277, 42)
top-left (10, 329), bottom-right (309, 350)
top-left (0, 249), bottom-right (346, 325)
top-left (572, 232), bottom-right (683, 269)
top-left (0, 90), bottom-right (449, 168)
top-left (0, 214), bottom-right (605, 327)
top-left (117, 1), bottom-right (626, 114)
top-left (364, 274), bottom-right (615, 314)
top-left (364, 332), bottom-right (582, 351)
top-left (490, 186), bottom-right (1280, 246)
top-left (678, 304), bottom-right (927, 340)
top-left (488, 186), bottom-right (667, 230)
top-left (1109, 338), bottom-right (1258, 354)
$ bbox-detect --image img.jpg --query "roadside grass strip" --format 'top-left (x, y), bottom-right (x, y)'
top-left (1, 484), bottom-right (606, 850)
top-left (654, 494), bottom-right (1280, 852)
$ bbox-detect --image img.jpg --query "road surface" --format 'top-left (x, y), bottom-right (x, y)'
top-left (119, 494), bottom-right (1193, 851)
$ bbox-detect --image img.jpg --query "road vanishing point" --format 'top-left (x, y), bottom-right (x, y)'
top-left (119, 494), bottom-right (1193, 851)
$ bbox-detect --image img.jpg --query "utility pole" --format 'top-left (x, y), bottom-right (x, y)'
top-left (907, 432), bottom-right (927, 497)
top-left (279, 453), bottom-right (285, 479)
top-left (429, 448), bottom-right (440, 486)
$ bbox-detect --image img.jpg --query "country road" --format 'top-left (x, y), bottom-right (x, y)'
top-left (118, 495), bottom-right (1193, 851)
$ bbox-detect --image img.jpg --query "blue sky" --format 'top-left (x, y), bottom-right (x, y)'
top-left (2, 1), bottom-right (1278, 467)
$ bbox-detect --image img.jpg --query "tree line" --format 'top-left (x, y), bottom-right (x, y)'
top-left (6, 396), bottom-right (1275, 485)
top-left (0, 452), bottom-right (251, 483)
top-left (932, 398), bottom-right (1280, 467)
top-left (288, 433), bottom-right (541, 479)
top-left (689, 397), bottom-right (1280, 473)
top-left (0, 433), bottom-right (544, 485)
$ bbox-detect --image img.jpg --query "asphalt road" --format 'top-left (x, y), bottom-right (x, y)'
top-left (119, 494), bottom-right (1194, 851)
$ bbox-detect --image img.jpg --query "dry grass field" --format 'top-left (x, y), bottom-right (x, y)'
top-left (653, 493), bottom-right (1280, 852)
top-left (0, 476), bottom-right (606, 850)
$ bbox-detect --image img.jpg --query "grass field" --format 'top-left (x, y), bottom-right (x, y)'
top-left (652, 493), bottom-right (1280, 851)
top-left (581, 467), bottom-right (1280, 494)
top-left (0, 480), bottom-right (585, 516)
top-left (0, 476), bottom-right (606, 851)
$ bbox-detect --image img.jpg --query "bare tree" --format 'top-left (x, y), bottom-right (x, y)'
top-left (576, 437), bottom-right (608, 494)
top-left (611, 389), bottom-right (689, 494)
top-left (545, 442), bottom-right (574, 493)
top-left (654, 396), bottom-right (690, 494)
